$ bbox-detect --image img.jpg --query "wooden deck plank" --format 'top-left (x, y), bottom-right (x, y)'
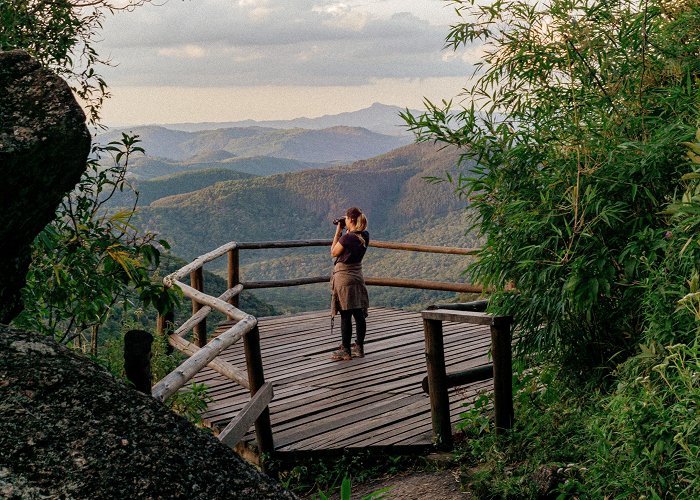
top-left (194, 307), bottom-right (496, 454)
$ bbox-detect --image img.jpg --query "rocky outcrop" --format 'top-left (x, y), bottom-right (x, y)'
top-left (0, 50), bottom-right (295, 499)
top-left (0, 326), bottom-right (296, 499)
top-left (0, 49), bottom-right (91, 323)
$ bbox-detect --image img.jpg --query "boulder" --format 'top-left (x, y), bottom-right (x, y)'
top-left (0, 49), bottom-right (91, 323)
top-left (0, 325), bottom-right (296, 499)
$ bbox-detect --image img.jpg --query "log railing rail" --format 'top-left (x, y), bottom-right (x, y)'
top-left (152, 238), bottom-right (484, 460)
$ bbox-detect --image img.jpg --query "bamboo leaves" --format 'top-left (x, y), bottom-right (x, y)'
top-left (404, 0), bottom-right (700, 365)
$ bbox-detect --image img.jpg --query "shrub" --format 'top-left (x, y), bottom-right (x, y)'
top-left (404, 0), bottom-right (700, 368)
top-left (579, 342), bottom-right (700, 498)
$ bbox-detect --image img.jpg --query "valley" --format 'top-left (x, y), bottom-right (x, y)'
top-left (106, 107), bottom-right (479, 314)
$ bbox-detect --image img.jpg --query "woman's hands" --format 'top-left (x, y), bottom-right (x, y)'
top-left (331, 222), bottom-right (344, 257)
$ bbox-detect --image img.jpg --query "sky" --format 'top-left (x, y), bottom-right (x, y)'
top-left (97, 0), bottom-right (478, 126)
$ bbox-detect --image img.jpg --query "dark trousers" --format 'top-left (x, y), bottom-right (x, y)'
top-left (340, 308), bottom-right (366, 350)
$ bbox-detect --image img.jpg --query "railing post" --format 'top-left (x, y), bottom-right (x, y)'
top-left (228, 248), bottom-right (240, 308)
top-left (191, 268), bottom-right (207, 347)
top-left (423, 317), bottom-right (453, 450)
top-left (156, 310), bottom-right (174, 336)
top-left (156, 309), bottom-right (174, 354)
top-left (491, 316), bottom-right (513, 434)
top-left (124, 329), bottom-right (153, 394)
top-left (243, 325), bottom-right (275, 471)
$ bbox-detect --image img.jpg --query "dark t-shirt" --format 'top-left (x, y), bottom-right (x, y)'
top-left (336, 230), bottom-right (370, 264)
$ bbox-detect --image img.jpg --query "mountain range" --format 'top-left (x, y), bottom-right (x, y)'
top-left (99, 125), bottom-right (412, 167)
top-left (100, 104), bottom-right (479, 313)
top-left (126, 141), bottom-right (479, 313)
top-left (118, 102), bottom-right (418, 137)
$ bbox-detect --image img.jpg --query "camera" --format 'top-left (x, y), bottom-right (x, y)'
top-left (332, 216), bottom-right (346, 227)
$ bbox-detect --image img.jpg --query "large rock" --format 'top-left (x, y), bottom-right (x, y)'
top-left (0, 326), bottom-right (297, 499)
top-left (0, 50), bottom-right (91, 323)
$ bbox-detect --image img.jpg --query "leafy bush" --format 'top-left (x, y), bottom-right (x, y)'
top-left (579, 342), bottom-right (700, 498)
top-left (276, 451), bottom-right (417, 498)
top-left (640, 131), bottom-right (700, 345)
top-left (166, 382), bottom-right (212, 427)
top-left (455, 349), bottom-right (700, 498)
top-left (13, 135), bottom-right (179, 354)
top-left (455, 365), bottom-right (599, 498)
top-left (404, 0), bottom-right (700, 368)
top-left (100, 324), bottom-right (212, 426)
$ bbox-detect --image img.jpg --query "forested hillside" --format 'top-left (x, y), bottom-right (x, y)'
top-left (130, 142), bottom-right (478, 312)
top-left (125, 155), bottom-right (325, 181)
top-left (139, 142), bottom-right (467, 251)
top-left (111, 169), bottom-right (254, 207)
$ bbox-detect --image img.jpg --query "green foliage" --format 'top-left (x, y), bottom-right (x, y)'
top-left (13, 135), bottom-right (180, 352)
top-left (277, 451), bottom-right (415, 498)
top-left (403, 0), bottom-right (700, 367)
top-left (313, 476), bottom-right (392, 500)
top-left (314, 477), bottom-right (352, 500)
top-left (166, 382), bottom-right (212, 427)
top-left (1, 0), bottom-right (102, 124)
top-left (640, 131), bottom-right (700, 345)
top-left (99, 325), bottom-right (212, 426)
top-left (0, 0), bottom-right (151, 125)
top-left (99, 321), bottom-right (182, 381)
top-left (576, 342), bottom-right (700, 498)
top-left (409, 4), bottom-right (700, 498)
top-left (455, 366), bottom-right (598, 498)
top-left (4, 0), bottom-right (181, 354)
top-left (455, 347), bottom-right (699, 498)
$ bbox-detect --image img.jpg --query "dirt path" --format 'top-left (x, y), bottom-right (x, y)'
top-left (320, 468), bottom-right (473, 499)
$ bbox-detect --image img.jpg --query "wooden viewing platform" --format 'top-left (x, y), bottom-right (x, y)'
top-left (154, 239), bottom-right (511, 465)
top-left (193, 306), bottom-right (493, 458)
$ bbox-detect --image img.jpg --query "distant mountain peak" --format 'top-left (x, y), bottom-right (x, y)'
top-left (120, 103), bottom-right (419, 137)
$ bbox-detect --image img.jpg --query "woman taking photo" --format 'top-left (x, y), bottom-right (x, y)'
top-left (330, 207), bottom-right (369, 361)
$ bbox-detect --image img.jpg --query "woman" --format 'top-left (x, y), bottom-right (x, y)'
top-left (330, 207), bottom-right (370, 361)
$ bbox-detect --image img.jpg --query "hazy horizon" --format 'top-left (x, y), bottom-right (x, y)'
top-left (103, 101), bottom-right (417, 130)
top-left (97, 1), bottom-right (478, 126)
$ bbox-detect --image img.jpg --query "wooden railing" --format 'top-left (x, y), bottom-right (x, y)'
top-left (421, 308), bottom-right (513, 449)
top-left (151, 239), bottom-right (483, 460)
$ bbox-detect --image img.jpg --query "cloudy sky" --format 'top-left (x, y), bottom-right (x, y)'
top-left (98, 0), bottom-right (477, 126)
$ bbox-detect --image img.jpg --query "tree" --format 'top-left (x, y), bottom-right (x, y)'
top-left (404, 0), bottom-right (700, 367)
top-left (3, 0), bottom-right (179, 353)
top-left (13, 134), bottom-right (179, 353)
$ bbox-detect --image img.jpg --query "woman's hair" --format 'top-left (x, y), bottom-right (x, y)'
top-left (346, 207), bottom-right (368, 232)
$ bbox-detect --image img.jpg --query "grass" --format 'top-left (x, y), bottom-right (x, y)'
top-left (453, 365), bottom-right (601, 499)
top-left (452, 343), bottom-right (700, 498)
top-left (272, 450), bottom-right (443, 498)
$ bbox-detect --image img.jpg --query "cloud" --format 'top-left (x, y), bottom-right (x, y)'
top-left (158, 45), bottom-right (206, 59)
top-left (99, 0), bottom-right (477, 88)
top-left (312, 3), bottom-right (368, 31)
top-left (237, 0), bottom-right (273, 18)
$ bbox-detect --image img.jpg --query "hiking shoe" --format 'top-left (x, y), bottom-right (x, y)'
top-left (331, 346), bottom-right (351, 361)
top-left (351, 343), bottom-right (364, 358)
